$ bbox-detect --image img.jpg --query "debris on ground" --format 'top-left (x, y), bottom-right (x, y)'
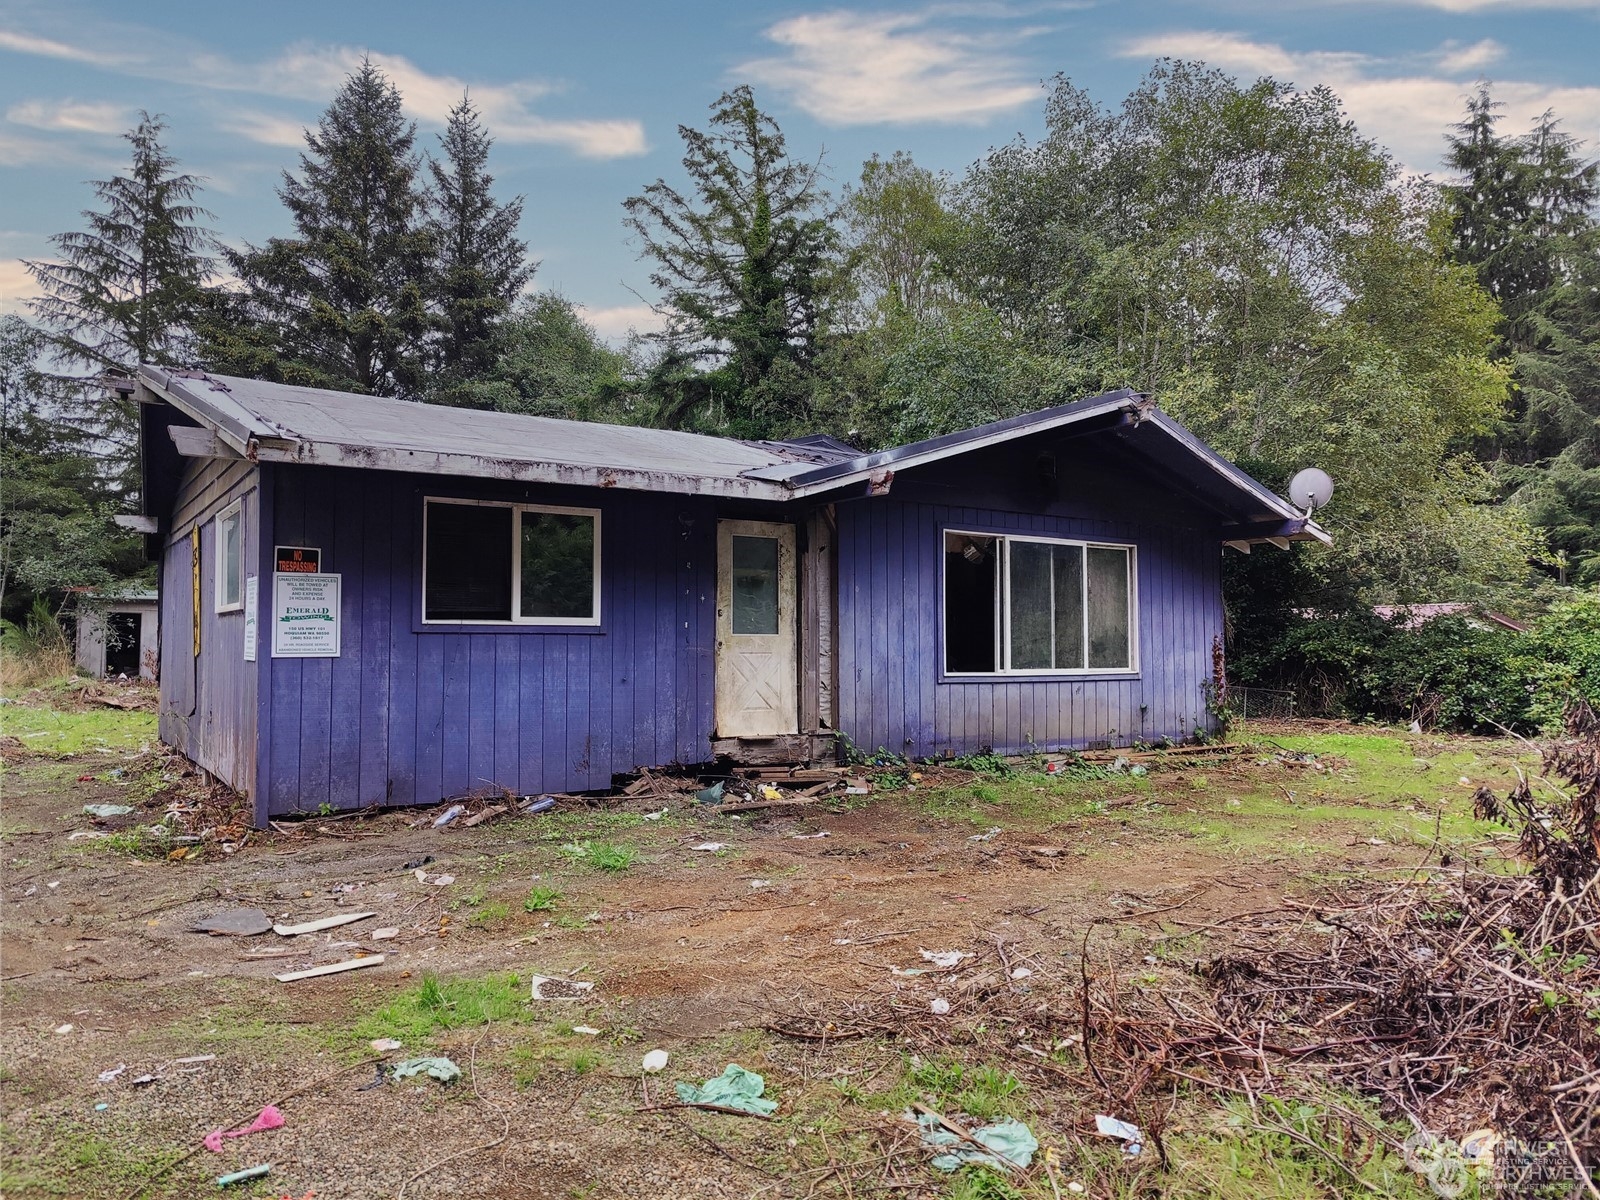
top-left (82, 803), bottom-right (134, 819)
top-left (368, 1038), bottom-right (403, 1053)
top-left (530, 974), bottom-right (594, 1000)
top-left (673, 1064), bottom-right (778, 1116)
top-left (96, 1063), bottom-right (126, 1083)
top-left (1094, 1114), bottom-right (1144, 1157)
top-left (391, 1057), bottom-right (461, 1084)
top-left (216, 1164), bottom-right (272, 1187)
top-left (203, 1105), bottom-right (285, 1152)
top-left (271, 912), bottom-right (375, 936)
top-left (693, 781), bottom-right (725, 806)
top-left (919, 950), bottom-right (972, 969)
top-left (192, 909), bottom-right (273, 937)
top-left (273, 955), bottom-right (384, 983)
top-left (431, 804), bottom-right (466, 828)
top-left (911, 1106), bottom-right (1037, 1172)
top-left (641, 1049), bottom-right (668, 1073)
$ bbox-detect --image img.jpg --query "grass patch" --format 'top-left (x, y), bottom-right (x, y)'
top-left (0, 703), bottom-right (156, 756)
top-left (559, 840), bottom-right (637, 872)
top-left (467, 901), bottom-right (510, 928)
top-left (523, 885), bottom-right (563, 911)
top-left (354, 972), bottom-right (529, 1043)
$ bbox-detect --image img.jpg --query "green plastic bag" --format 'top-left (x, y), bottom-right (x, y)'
top-left (391, 1056), bottom-right (461, 1084)
top-left (674, 1064), bottom-right (777, 1116)
top-left (912, 1111), bottom-right (1037, 1172)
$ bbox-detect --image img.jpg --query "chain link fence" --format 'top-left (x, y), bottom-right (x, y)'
top-left (1223, 685), bottom-right (1297, 722)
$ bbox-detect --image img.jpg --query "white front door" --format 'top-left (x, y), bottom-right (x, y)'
top-left (715, 519), bottom-right (798, 737)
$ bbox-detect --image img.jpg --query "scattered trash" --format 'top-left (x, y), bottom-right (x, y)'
top-left (96, 1064), bottom-right (126, 1084)
top-left (192, 909), bottom-right (274, 937)
top-left (67, 831), bottom-right (108, 841)
top-left (131, 1074), bottom-right (156, 1087)
top-left (369, 1038), bottom-right (403, 1052)
top-left (920, 950), bottom-right (973, 969)
top-left (522, 796), bottom-right (558, 815)
top-left (203, 1105), bottom-right (285, 1152)
top-left (1009, 967), bottom-right (1033, 980)
top-left (912, 1107), bottom-right (1037, 1172)
top-left (1068, 1182), bottom-right (1085, 1194)
top-left (788, 830), bottom-right (831, 839)
top-left (272, 912), bottom-right (376, 937)
top-left (273, 955), bottom-right (384, 983)
top-left (674, 1064), bottom-right (778, 1116)
top-left (47, 880), bottom-right (60, 889)
top-left (689, 842), bottom-right (726, 852)
top-left (1409, 720), bottom-right (1423, 734)
top-left (969, 827), bottom-right (1001, 842)
top-left (930, 998), bottom-right (951, 1015)
top-left (53, 1023), bottom-right (73, 1035)
top-left (401, 856), bottom-right (434, 871)
top-left (1094, 1113), bottom-right (1144, 1157)
top-left (642, 1049), bottom-right (669, 1073)
top-left (432, 804), bottom-right (466, 828)
top-left (845, 777), bottom-right (871, 795)
top-left (430, 874), bottom-right (455, 887)
top-left (573, 1025), bottom-right (602, 1036)
top-left (372, 927), bottom-right (399, 941)
top-left (94, 1102), bottom-right (109, 1111)
top-left (82, 804), bottom-right (134, 819)
top-left (392, 1056), bottom-right (461, 1084)
top-left (750, 879), bottom-right (771, 889)
top-left (694, 781), bottom-right (725, 806)
top-left (216, 1164), bottom-right (272, 1187)
top-left (530, 975), bottom-right (594, 1001)
top-left (458, 805), bottom-right (507, 828)
top-left (641, 809), bottom-right (667, 821)
top-left (173, 1054), bottom-right (217, 1065)
top-left (888, 966), bottom-right (925, 977)
top-left (759, 784), bottom-right (783, 802)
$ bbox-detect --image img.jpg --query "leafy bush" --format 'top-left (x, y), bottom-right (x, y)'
top-left (1518, 591), bottom-right (1600, 729)
top-left (0, 598), bottom-right (73, 689)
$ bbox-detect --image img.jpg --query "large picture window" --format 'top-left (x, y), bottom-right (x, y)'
top-left (943, 530), bottom-right (1136, 675)
top-left (423, 498), bottom-right (600, 625)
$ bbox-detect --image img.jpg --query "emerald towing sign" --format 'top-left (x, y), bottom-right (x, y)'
top-left (271, 572), bottom-right (341, 658)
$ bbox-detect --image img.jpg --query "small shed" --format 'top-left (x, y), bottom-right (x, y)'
top-left (73, 589), bottom-right (159, 680)
top-left (124, 367), bottom-right (1327, 826)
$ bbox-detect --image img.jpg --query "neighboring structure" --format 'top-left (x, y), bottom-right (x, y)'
top-left (72, 589), bottom-right (159, 680)
top-left (122, 367), bottom-right (1327, 826)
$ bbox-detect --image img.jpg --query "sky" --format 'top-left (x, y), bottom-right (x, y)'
top-left (1, 0), bottom-right (1597, 341)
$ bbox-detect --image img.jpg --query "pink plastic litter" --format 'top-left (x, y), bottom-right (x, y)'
top-left (202, 1105), bottom-right (285, 1152)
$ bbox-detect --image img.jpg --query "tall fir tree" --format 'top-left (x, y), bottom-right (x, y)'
top-left (212, 61), bottom-right (434, 398)
top-left (623, 86), bottom-right (838, 436)
top-left (24, 112), bottom-right (213, 492)
top-left (427, 94), bottom-right (534, 400)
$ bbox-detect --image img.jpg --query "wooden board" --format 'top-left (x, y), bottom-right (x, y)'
top-left (274, 955), bottom-right (385, 982)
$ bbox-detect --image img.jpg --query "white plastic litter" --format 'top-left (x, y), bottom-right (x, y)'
top-left (1095, 1114), bottom-right (1144, 1157)
top-left (96, 1064), bottom-right (126, 1083)
top-left (690, 842), bottom-right (725, 852)
top-left (642, 1049), bottom-right (669, 1073)
top-left (369, 1038), bottom-right (403, 1052)
top-left (969, 827), bottom-right (1002, 842)
top-left (930, 998), bottom-right (951, 1015)
top-left (573, 1025), bottom-right (602, 1036)
top-left (1009, 967), bottom-right (1033, 980)
top-left (920, 950), bottom-right (974, 969)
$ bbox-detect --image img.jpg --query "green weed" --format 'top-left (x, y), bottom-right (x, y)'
top-left (524, 885), bottom-right (564, 911)
top-left (355, 972), bottom-right (528, 1043)
top-left (560, 840), bottom-right (637, 872)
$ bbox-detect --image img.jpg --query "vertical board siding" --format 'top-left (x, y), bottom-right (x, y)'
top-left (258, 465), bottom-right (716, 815)
top-left (835, 497), bottom-right (1221, 756)
top-left (158, 459), bottom-right (260, 797)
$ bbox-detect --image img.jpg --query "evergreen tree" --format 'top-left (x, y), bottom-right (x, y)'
top-left (213, 61), bottom-right (433, 397)
top-left (427, 94), bottom-right (534, 396)
top-left (623, 86), bottom-right (839, 436)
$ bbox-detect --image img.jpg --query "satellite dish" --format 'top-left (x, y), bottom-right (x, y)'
top-left (1287, 467), bottom-right (1334, 514)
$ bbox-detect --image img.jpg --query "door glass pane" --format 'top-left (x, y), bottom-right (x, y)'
top-left (1008, 541), bottom-right (1053, 670)
top-left (1052, 544), bottom-right (1085, 669)
top-left (1087, 546), bottom-right (1131, 669)
top-left (731, 535), bottom-right (780, 634)
top-left (425, 502), bottom-right (512, 621)
top-left (521, 511), bottom-right (595, 619)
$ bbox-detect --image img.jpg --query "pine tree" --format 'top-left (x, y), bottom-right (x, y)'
top-left (623, 86), bottom-right (838, 436)
top-left (216, 61), bottom-right (434, 398)
top-left (427, 94), bottom-right (533, 395)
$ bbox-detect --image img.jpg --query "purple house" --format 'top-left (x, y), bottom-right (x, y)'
top-left (123, 367), bottom-right (1327, 827)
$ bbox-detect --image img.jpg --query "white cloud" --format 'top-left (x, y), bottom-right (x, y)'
top-left (0, 258), bottom-right (38, 316)
top-left (1436, 39), bottom-right (1504, 74)
top-left (1118, 30), bottom-right (1600, 172)
top-left (575, 302), bottom-right (663, 342)
top-left (0, 27), bottom-right (648, 159)
top-left (215, 110), bottom-right (308, 149)
top-left (739, 10), bottom-right (1042, 125)
top-left (7, 99), bottom-right (131, 135)
top-left (1383, 0), bottom-right (1597, 9)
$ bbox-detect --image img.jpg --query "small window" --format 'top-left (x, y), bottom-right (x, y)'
top-left (943, 530), bottom-right (1135, 675)
top-left (214, 500), bottom-right (243, 613)
top-left (423, 499), bottom-right (599, 626)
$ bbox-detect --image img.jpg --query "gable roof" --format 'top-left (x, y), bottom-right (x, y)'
top-left (133, 367), bottom-right (1327, 544)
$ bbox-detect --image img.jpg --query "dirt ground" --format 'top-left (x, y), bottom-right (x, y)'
top-left (0, 703), bottom-right (1527, 1199)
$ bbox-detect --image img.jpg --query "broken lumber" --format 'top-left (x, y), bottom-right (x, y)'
top-left (273, 955), bottom-right (385, 982)
top-left (272, 912), bottom-right (377, 937)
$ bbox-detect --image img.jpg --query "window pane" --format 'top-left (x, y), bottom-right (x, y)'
top-left (1008, 541), bottom-right (1053, 670)
top-left (221, 512), bottom-right (241, 606)
top-left (521, 511), bottom-right (595, 620)
top-left (1052, 544), bottom-right (1085, 669)
top-left (944, 533), bottom-right (996, 672)
top-left (1087, 546), bottom-right (1132, 669)
top-left (425, 503), bottom-right (512, 621)
top-left (731, 535), bottom-right (779, 634)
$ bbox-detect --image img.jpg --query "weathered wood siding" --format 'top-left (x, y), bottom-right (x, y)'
top-left (833, 443), bottom-right (1224, 756)
top-left (159, 458), bottom-right (260, 797)
top-left (257, 465), bottom-right (716, 815)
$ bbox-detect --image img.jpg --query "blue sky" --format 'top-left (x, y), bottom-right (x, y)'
top-left (2, 0), bottom-right (1596, 340)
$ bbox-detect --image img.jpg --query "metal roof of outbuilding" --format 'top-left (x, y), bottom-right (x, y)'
top-left (133, 367), bottom-right (1327, 544)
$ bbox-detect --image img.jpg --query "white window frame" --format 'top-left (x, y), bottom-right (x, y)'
top-left (942, 528), bottom-right (1139, 677)
top-left (214, 499), bottom-right (244, 614)
top-left (421, 496), bottom-right (602, 627)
